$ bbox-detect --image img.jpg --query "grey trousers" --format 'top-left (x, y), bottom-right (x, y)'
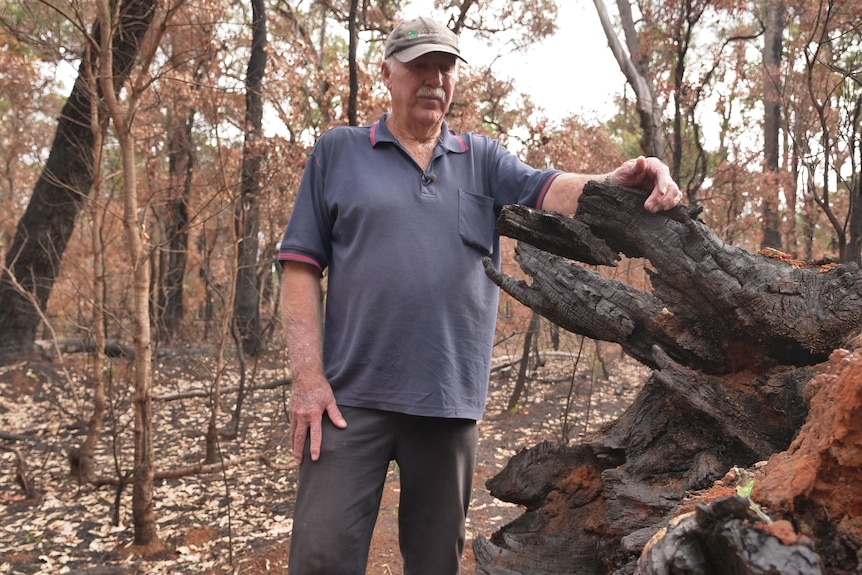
top-left (287, 406), bottom-right (479, 575)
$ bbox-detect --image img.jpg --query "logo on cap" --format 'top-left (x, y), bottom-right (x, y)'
top-left (384, 17), bottom-right (466, 63)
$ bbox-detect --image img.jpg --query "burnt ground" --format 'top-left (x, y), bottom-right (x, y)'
top-left (0, 341), bottom-right (644, 574)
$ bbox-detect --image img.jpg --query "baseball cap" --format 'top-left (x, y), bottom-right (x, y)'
top-left (384, 17), bottom-right (467, 63)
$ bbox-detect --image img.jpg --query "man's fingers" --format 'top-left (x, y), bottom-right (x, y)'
top-left (644, 186), bottom-right (682, 212)
top-left (291, 422), bottom-right (307, 463)
top-left (288, 376), bottom-right (341, 464)
top-left (609, 156), bottom-right (681, 213)
top-left (290, 409), bottom-right (345, 464)
top-left (613, 156), bottom-right (650, 188)
top-left (307, 418), bottom-right (323, 461)
top-left (326, 403), bottom-right (348, 430)
top-left (644, 161), bottom-right (683, 212)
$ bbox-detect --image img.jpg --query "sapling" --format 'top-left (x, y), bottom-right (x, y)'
top-left (734, 466), bottom-right (772, 523)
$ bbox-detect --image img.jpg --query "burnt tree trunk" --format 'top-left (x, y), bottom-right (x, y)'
top-left (0, 0), bottom-right (157, 363)
top-left (233, 0), bottom-right (267, 357)
top-left (475, 181), bottom-right (862, 575)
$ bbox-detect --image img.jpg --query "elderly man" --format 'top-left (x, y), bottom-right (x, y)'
top-left (278, 16), bottom-right (681, 575)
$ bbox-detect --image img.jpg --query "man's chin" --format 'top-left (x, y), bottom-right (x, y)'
top-left (419, 107), bottom-right (446, 118)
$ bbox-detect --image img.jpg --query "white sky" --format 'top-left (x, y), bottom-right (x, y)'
top-left (52, 3), bottom-right (627, 126)
top-left (404, 1), bottom-right (626, 121)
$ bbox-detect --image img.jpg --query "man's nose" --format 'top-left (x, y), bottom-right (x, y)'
top-left (425, 67), bottom-right (444, 85)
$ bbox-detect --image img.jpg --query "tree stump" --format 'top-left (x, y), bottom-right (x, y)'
top-left (475, 182), bottom-right (862, 574)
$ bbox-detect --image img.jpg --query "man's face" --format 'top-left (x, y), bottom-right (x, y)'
top-left (383, 52), bottom-right (458, 129)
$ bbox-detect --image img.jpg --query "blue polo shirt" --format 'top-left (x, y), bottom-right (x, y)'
top-left (279, 113), bottom-right (560, 420)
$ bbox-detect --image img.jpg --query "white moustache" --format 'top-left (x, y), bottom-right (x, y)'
top-left (416, 88), bottom-right (446, 101)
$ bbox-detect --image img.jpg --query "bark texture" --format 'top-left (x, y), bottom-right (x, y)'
top-left (475, 182), bottom-right (862, 575)
top-left (0, 0), bottom-right (157, 362)
top-left (233, 0), bottom-right (267, 357)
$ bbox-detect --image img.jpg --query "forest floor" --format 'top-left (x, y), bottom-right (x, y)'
top-left (0, 341), bottom-right (646, 574)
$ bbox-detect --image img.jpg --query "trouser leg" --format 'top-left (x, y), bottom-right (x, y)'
top-left (288, 407), bottom-right (395, 575)
top-left (395, 416), bottom-right (479, 575)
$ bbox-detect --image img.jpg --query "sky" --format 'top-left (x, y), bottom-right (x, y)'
top-left (404, 1), bottom-right (627, 121)
top-left (47, 1), bottom-right (630, 139)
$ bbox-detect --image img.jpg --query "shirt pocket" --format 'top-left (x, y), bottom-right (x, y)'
top-left (458, 190), bottom-right (496, 256)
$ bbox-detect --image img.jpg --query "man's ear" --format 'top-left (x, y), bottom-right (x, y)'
top-left (381, 60), bottom-right (392, 89)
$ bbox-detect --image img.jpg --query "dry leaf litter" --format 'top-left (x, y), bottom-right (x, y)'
top-left (1, 342), bottom-right (644, 574)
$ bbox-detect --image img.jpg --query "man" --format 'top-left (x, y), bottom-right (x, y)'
top-left (278, 16), bottom-right (682, 575)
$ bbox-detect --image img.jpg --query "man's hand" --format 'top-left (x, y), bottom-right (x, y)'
top-left (289, 373), bottom-right (347, 463)
top-left (280, 260), bottom-right (347, 464)
top-left (608, 156), bottom-right (682, 213)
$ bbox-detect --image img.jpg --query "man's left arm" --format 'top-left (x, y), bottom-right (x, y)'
top-left (540, 156), bottom-right (682, 216)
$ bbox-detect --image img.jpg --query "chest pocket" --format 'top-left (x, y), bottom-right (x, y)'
top-left (458, 190), bottom-right (496, 256)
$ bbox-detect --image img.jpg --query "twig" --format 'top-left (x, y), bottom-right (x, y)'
top-left (91, 453), bottom-right (267, 486)
top-left (154, 377), bottom-right (291, 401)
top-left (0, 444), bottom-right (40, 499)
top-left (0, 431), bottom-right (33, 442)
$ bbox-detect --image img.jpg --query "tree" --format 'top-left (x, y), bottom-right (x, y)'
top-left (95, 0), bottom-right (161, 551)
top-left (233, 0), bottom-right (268, 357)
top-left (347, 0), bottom-right (359, 126)
top-left (153, 4), bottom-right (210, 343)
top-left (592, 0), bottom-right (664, 158)
top-left (761, 0), bottom-right (785, 250)
top-left (849, 95), bottom-right (862, 263)
top-left (0, 0), bottom-right (157, 363)
top-left (663, 0), bottom-right (716, 202)
top-left (792, 2), bottom-right (862, 261)
top-left (476, 181), bottom-right (862, 574)
top-left (0, 11), bottom-right (67, 260)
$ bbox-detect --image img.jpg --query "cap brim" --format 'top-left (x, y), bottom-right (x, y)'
top-left (392, 44), bottom-right (467, 64)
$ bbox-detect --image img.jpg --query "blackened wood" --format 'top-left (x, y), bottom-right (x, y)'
top-left (486, 182), bottom-right (862, 374)
top-left (495, 204), bottom-right (620, 266)
top-left (476, 442), bottom-right (611, 575)
top-left (638, 496), bottom-right (825, 575)
top-left (475, 181), bottom-right (851, 574)
top-left (0, 0), bottom-right (158, 362)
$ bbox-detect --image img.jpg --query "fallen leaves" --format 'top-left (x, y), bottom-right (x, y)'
top-left (1, 341), bottom-right (643, 574)
top-left (1, 355), bottom-right (296, 574)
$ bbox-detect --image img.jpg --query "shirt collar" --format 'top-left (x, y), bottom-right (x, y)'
top-left (370, 113), bottom-right (467, 154)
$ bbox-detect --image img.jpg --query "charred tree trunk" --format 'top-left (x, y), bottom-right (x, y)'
top-left (0, 0), bottom-right (157, 363)
top-left (847, 95), bottom-right (862, 265)
top-left (475, 182), bottom-right (862, 575)
top-left (592, 0), bottom-right (664, 159)
top-left (233, 0), bottom-right (267, 357)
top-left (157, 108), bottom-right (195, 343)
top-left (761, 0), bottom-right (785, 251)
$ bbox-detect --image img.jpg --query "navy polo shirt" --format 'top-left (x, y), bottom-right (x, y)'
top-left (279, 113), bottom-right (560, 420)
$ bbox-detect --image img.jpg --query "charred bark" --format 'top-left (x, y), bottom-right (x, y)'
top-left (476, 182), bottom-right (862, 574)
top-left (157, 108), bottom-right (194, 343)
top-left (486, 186), bottom-right (862, 375)
top-left (0, 0), bottom-right (157, 363)
top-left (233, 0), bottom-right (268, 357)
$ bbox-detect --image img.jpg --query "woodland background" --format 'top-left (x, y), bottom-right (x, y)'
top-left (1, 0), bottom-right (861, 571)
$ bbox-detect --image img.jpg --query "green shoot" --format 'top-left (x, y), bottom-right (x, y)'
top-left (734, 466), bottom-right (772, 524)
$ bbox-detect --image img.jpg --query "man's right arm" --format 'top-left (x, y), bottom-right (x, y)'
top-left (280, 260), bottom-right (347, 463)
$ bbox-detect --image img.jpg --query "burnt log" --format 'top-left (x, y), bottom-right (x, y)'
top-left (486, 187), bottom-right (862, 374)
top-left (475, 182), bottom-right (862, 574)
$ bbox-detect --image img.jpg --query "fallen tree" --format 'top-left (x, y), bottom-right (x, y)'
top-left (474, 182), bottom-right (862, 575)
